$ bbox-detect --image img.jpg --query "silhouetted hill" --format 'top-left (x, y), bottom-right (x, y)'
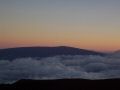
top-left (0, 46), bottom-right (104, 60)
top-left (0, 79), bottom-right (120, 90)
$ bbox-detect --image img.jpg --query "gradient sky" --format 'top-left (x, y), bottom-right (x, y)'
top-left (0, 0), bottom-right (120, 52)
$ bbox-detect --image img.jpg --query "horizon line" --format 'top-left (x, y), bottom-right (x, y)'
top-left (0, 45), bottom-right (116, 53)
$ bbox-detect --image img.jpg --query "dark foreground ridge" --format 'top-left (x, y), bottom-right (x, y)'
top-left (0, 79), bottom-right (120, 90)
top-left (0, 46), bottom-right (104, 60)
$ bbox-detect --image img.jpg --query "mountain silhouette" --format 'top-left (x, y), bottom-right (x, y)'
top-left (0, 79), bottom-right (120, 90)
top-left (0, 46), bottom-right (104, 60)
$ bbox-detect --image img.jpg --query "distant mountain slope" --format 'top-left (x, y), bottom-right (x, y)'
top-left (109, 50), bottom-right (120, 58)
top-left (0, 46), bottom-right (104, 60)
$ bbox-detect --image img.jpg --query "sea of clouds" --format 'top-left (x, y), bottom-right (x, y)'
top-left (0, 55), bottom-right (120, 83)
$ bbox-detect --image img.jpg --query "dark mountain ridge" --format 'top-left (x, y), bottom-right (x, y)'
top-left (0, 46), bottom-right (104, 60)
top-left (0, 79), bottom-right (120, 90)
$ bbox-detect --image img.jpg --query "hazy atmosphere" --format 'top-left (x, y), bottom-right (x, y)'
top-left (0, 0), bottom-right (120, 52)
top-left (1, 1), bottom-right (120, 86)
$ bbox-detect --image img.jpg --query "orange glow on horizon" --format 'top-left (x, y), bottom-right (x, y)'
top-left (0, 38), bottom-right (120, 52)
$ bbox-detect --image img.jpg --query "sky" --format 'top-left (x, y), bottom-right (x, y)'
top-left (0, 0), bottom-right (120, 52)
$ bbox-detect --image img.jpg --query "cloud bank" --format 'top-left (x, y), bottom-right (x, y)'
top-left (0, 55), bottom-right (120, 83)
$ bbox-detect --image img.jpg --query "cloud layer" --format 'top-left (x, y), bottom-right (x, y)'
top-left (0, 55), bottom-right (120, 83)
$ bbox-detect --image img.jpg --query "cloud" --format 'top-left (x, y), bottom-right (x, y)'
top-left (0, 55), bottom-right (120, 83)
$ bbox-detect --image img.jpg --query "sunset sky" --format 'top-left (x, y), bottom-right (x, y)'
top-left (0, 0), bottom-right (120, 52)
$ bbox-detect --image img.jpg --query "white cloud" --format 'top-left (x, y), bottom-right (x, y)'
top-left (0, 55), bottom-right (120, 83)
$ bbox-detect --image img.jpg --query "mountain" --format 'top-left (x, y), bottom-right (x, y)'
top-left (109, 50), bottom-right (120, 58)
top-left (0, 46), bottom-right (104, 60)
top-left (0, 79), bottom-right (120, 90)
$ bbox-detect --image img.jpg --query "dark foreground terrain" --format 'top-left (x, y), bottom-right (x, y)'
top-left (0, 79), bottom-right (120, 90)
